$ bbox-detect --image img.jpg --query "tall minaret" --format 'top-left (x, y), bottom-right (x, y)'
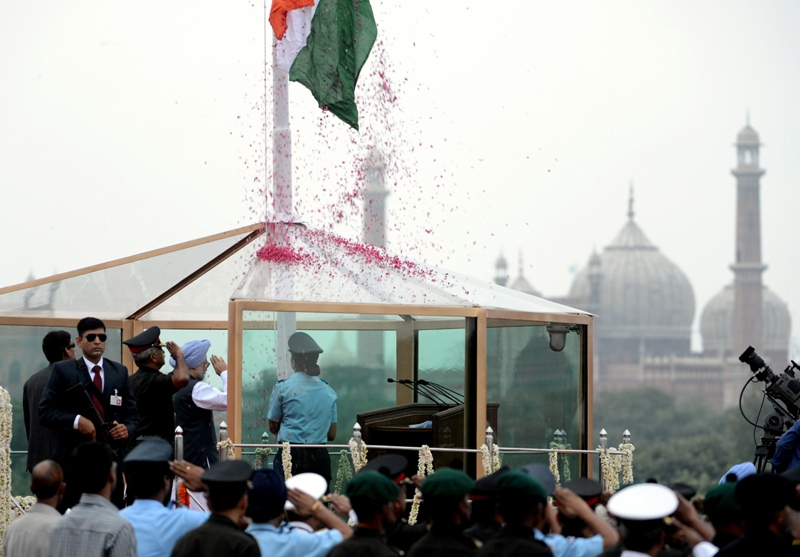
top-left (730, 117), bottom-right (767, 355)
top-left (363, 146), bottom-right (389, 248)
top-left (358, 146), bottom-right (389, 368)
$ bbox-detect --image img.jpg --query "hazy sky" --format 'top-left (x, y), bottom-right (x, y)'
top-left (2, 1), bottom-right (800, 357)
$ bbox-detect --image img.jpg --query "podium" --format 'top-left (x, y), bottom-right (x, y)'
top-left (357, 403), bottom-right (499, 472)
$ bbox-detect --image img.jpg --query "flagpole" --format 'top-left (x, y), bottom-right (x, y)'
top-left (270, 22), bottom-right (296, 381)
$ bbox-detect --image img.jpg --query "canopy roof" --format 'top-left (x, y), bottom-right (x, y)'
top-left (0, 223), bottom-right (587, 322)
top-left (233, 225), bottom-right (586, 316)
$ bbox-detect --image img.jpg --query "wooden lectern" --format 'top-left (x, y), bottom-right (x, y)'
top-left (357, 403), bottom-right (499, 472)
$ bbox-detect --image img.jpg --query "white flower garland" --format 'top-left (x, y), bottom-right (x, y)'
top-left (492, 444), bottom-right (501, 472)
top-left (348, 437), bottom-right (368, 473)
top-left (548, 446), bottom-right (561, 487)
top-left (215, 438), bottom-right (235, 461)
top-left (12, 496), bottom-right (35, 519)
top-left (597, 445), bottom-right (622, 493)
top-left (619, 442), bottom-right (635, 486)
top-left (408, 445), bottom-right (434, 525)
top-left (0, 387), bottom-right (13, 556)
top-left (334, 449), bottom-right (353, 495)
top-left (281, 442), bottom-right (293, 479)
top-left (480, 444), bottom-right (492, 476)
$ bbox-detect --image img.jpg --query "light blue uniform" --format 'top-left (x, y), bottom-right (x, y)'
top-left (267, 373), bottom-right (337, 443)
top-left (119, 499), bottom-right (209, 557)
top-left (534, 530), bottom-right (604, 557)
top-left (246, 523), bottom-right (344, 557)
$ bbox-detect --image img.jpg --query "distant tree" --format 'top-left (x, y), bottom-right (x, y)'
top-left (593, 386), bottom-right (768, 496)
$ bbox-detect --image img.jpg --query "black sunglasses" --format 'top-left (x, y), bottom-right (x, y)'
top-left (67, 343), bottom-right (76, 350)
top-left (84, 334), bottom-right (107, 342)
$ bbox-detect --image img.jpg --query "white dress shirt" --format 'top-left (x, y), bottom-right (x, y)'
top-left (192, 371), bottom-right (227, 411)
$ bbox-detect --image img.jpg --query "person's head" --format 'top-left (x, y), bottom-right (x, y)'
top-left (496, 470), bottom-right (547, 527)
top-left (202, 460), bottom-right (253, 516)
top-left (607, 483), bottom-right (679, 554)
top-left (170, 340), bottom-right (211, 380)
top-left (361, 454), bottom-right (411, 521)
top-left (71, 442), bottom-right (115, 497)
top-left (735, 473), bottom-right (800, 534)
top-left (124, 438), bottom-right (173, 502)
top-left (559, 478), bottom-right (603, 537)
top-left (420, 467), bottom-right (474, 527)
top-left (346, 470), bottom-right (400, 526)
top-left (287, 332), bottom-right (323, 376)
top-left (76, 317), bottom-right (107, 362)
top-left (30, 460), bottom-right (65, 507)
top-left (704, 476), bottom-right (743, 531)
top-left (469, 465), bottom-right (509, 526)
top-left (247, 469), bottom-right (288, 523)
top-left (42, 330), bottom-right (75, 364)
top-left (123, 327), bottom-right (166, 370)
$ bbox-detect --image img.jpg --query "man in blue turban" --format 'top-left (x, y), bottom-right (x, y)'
top-left (172, 340), bottom-right (228, 469)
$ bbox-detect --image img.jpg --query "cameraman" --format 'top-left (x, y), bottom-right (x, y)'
top-left (771, 419), bottom-right (800, 472)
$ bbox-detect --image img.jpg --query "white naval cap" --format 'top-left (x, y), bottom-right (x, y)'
top-left (606, 483), bottom-right (678, 521)
top-left (284, 472), bottom-right (328, 511)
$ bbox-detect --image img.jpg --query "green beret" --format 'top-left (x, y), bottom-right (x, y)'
top-left (421, 468), bottom-right (474, 498)
top-left (346, 470), bottom-right (399, 502)
top-left (704, 481), bottom-right (741, 519)
top-left (497, 470), bottom-right (547, 500)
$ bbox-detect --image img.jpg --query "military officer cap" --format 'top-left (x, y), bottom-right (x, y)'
top-left (248, 469), bottom-right (287, 516)
top-left (421, 467), bottom-right (474, 498)
top-left (670, 482), bottom-right (697, 501)
top-left (497, 470), bottom-right (547, 500)
top-left (470, 465), bottom-right (509, 500)
top-left (346, 470), bottom-right (400, 502)
top-left (718, 462), bottom-right (755, 485)
top-left (607, 483), bottom-right (678, 521)
top-left (562, 477), bottom-right (603, 507)
top-left (202, 460), bottom-right (253, 494)
top-left (285, 472), bottom-right (328, 510)
top-left (360, 454), bottom-right (409, 484)
top-left (123, 326), bottom-right (165, 354)
top-left (703, 478), bottom-right (741, 521)
top-left (124, 438), bottom-right (172, 465)
top-left (521, 463), bottom-right (557, 497)
top-left (287, 332), bottom-right (323, 355)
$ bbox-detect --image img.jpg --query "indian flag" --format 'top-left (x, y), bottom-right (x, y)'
top-left (270, 0), bottom-right (377, 130)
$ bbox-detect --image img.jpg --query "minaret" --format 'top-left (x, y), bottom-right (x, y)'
top-left (358, 146), bottom-right (389, 368)
top-left (730, 118), bottom-right (767, 355)
top-left (494, 253), bottom-right (509, 286)
top-left (363, 147), bottom-right (389, 248)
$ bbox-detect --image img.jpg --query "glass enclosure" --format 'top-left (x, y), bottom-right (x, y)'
top-left (0, 223), bottom-right (593, 483)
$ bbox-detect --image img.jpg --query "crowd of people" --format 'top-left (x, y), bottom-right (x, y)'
top-left (6, 316), bottom-right (800, 557)
top-left (6, 440), bottom-right (800, 557)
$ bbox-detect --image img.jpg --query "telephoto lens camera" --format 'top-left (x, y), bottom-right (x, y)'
top-left (739, 346), bottom-right (800, 420)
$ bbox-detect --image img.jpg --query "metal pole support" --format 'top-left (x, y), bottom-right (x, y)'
top-left (174, 426), bottom-right (184, 461)
top-left (485, 426), bottom-right (495, 473)
top-left (219, 421), bottom-right (229, 462)
top-left (598, 428), bottom-right (607, 489)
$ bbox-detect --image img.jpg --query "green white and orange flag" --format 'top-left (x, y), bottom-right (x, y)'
top-left (270, 0), bottom-right (377, 130)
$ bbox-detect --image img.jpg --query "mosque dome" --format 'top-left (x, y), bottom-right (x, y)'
top-left (737, 124), bottom-right (760, 146)
top-left (700, 284), bottom-right (791, 356)
top-left (569, 217), bottom-right (695, 339)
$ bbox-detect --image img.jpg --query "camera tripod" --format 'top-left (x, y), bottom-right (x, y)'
top-left (753, 405), bottom-right (793, 473)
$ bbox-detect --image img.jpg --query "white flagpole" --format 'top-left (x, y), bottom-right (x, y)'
top-left (269, 23), bottom-right (297, 381)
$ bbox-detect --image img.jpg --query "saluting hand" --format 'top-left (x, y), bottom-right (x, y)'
top-left (166, 341), bottom-right (183, 359)
top-left (210, 355), bottom-right (228, 375)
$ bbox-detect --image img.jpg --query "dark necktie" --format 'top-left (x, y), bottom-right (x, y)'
top-left (91, 365), bottom-right (105, 421)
